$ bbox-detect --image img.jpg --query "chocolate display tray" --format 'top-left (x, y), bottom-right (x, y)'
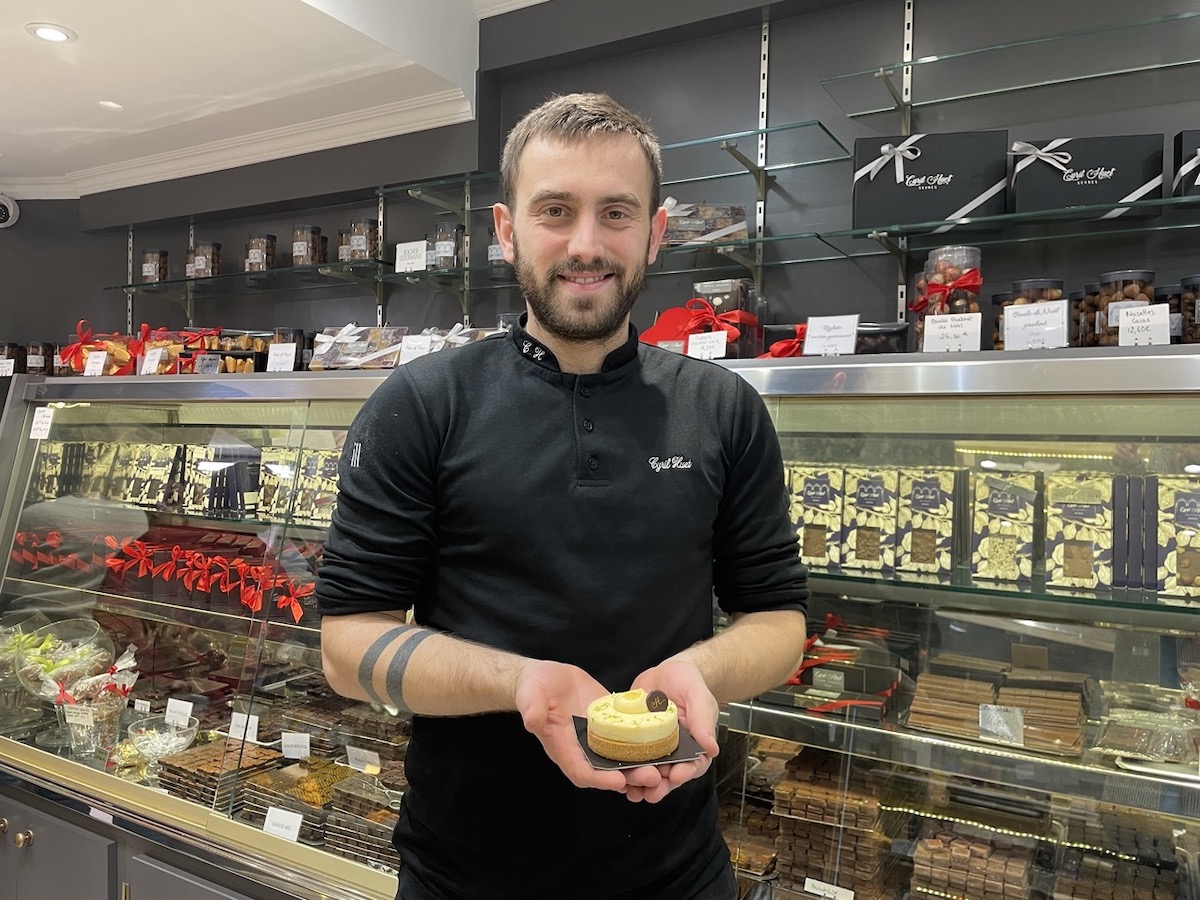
top-left (572, 717), bottom-right (705, 771)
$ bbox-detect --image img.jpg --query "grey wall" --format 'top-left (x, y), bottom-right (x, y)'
top-left (2, 0), bottom-right (1199, 345)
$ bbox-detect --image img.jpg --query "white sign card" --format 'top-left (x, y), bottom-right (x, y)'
top-left (89, 807), bottom-right (115, 825)
top-left (266, 343), bottom-right (297, 372)
top-left (1119, 302), bottom-right (1170, 346)
top-left (802, 315), bottom-right (860, 356)
top-left (228, 712), bottom-right (260, 744)
top-left (262, 807), bottom-right (303, 842)
top-left (1003, 300), bottom-right (1068, 351)
top-left (193, 353), bottom-right (222, 375)
top-left (922, 313), bottom-right (982, 353)
top-left (139, 347), bottom-right (165, 375)
top-left (398, 335), bottom-right (434, 365)
top-left (164, 698), bottom-right (194, 727)
top-left (395, 240), bottom-right (427, 273)
top-left (83, 351), bottom-right (108, 377)
top-left (133, 699), bottom-right (151, 714)
top-left (685, 331), bottom-right (727, 360)
top-left (63, 705), bottom-right (95, 726)
top-left (281, 732), bottom-right (311, 760)
top-left (346, 746), bottom-right (382, 774)
top-left (0, 359), bottom-right (14, 376)
top-left (30, 407), bottom-right (54, 440)
top-left (803, 878), bottom-right (854, 900)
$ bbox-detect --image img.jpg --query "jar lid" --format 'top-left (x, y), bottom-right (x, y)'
top-left (1155, 284), bottom-right (1182, 298)
top-left (338, 229), bottom-right (350, 235)
top-left (991, 292), bottom-right (1014, 304)
top-left (142, 248), bottom-right (168, 254)
top-left (293, 224), bottom-right (321, 232)
top-left (196, 240), bottom-right (221, 248)
top-left (1011, 278), bottom-right (1063, 290)
top-left (350, 218), bottom-right (379, 226)
top-left (1181, 274), bottom-right (1200, 288)
top-left (856, 321), bottom-right (909, 334)
top-left (1085, 283), bottom-right (1100, 293)
top-left (250, 233), bottom-right (276, 240)
top-left (929, 245), bottom-right (981, 255)
top-left (1068, 291), bottom-right (1084, 300)
top-left (1099, 269), bottom-right (1155, 282)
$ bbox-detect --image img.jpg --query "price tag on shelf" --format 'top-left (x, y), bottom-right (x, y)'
top-left (0, 359), bottom-right (14, 377)
top-left (979, 704), bottom-right (1025, 747)
top-left (193, 353), bottom-right (222, 375)
top-left (83, 351), bottom-right (107, 377)
top-left (63, 705), bottom-right (95, 726)
top-left (266, 343), bottom-right (297, 372)
top-left (89, 807), bottom-right (115, 825)
top-left (685, 331), bottom-right (727, 360)
top-left (1119, 302), bottom-right (1170, 346)
top-left (395, 240), bottom-right (427, 273)
top-left (1004, 300), bottom-right (1068, 351)
top-left (262, 806), bottom-right (303, 843)
top-left (133, 699), bottom-right (151, 714)
top-left (922, 313), bottom-right (981, 353)
top-left (398, 334), bottom-right (434, 365)
top-left (803, 878), bottom-right (854, 900)
top-left (164, 698), bottom-right (194, 728)
top-left (29, 407), bottom-right (54, 440)
top-left (228, 712), bottom-right (259, 744)
top-left (346, 746), bottom-right (381, 774)
top-left (281, 732), bottom-right (311, 760)
top-left (802, 314), bottom-right (859, 356)
top-left (138, 347), bottom-right (165, 375)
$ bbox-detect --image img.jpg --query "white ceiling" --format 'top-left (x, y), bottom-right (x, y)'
top-left (0, 0), bottom-right (547, 200)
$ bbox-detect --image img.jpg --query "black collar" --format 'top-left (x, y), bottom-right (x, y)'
top-left (508, 314), bottom-right (640, 374)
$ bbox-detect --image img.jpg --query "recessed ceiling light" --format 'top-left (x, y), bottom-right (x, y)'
top-left (98, 101), bottom-right (124, 111)
top-left (26, 23), bottom-right (77, 43)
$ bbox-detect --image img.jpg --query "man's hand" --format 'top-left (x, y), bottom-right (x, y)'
top-left (515, 660), bottom-right (628, 793)
top-left (624, 659), bottom-right (720, 804)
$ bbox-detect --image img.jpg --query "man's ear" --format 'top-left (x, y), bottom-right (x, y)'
top-left (646, 205), bottom-right (668, 265)
top-left (494, 203), bottom-right (516, 264)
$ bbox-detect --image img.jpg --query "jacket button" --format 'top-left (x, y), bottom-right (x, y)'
top-left (587, 455), bottom-right (599, 471)
top-left (580, 386), bottom-right (592, 397)
top-left (582, 419), bottom-right (594, 432)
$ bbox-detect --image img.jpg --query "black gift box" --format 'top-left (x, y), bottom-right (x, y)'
top-left (1173, 131), bottom-right (1200, 197)
top-left (1009, 135), bottom-right (1163, 216)
top-left (852, 130), bottom-right (1009, 230)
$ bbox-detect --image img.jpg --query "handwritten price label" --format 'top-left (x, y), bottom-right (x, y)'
top-left (802, 315), bottom-right (859, 356)
top-left (1119, 303), bottom-right (1169, 346)
top-left (922, 313), bottom-right (981, 353)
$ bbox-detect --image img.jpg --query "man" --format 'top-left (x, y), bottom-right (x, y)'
top-left (317, 92), bottom-right (808, 900)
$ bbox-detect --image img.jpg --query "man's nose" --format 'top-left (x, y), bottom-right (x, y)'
top-left (566, 215), bottom-right (604, 262)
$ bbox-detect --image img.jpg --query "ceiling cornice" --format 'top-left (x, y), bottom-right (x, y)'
top-left (0, 177), bottom-right (81, 201)
top-left (66, 89), bottom-right (473, 198)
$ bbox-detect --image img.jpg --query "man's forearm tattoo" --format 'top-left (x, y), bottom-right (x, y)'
top-left (356, 625), bottom-right (435, 712)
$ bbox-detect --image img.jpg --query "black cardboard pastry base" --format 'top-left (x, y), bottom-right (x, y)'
top-left (573, 716), bottom-right (705, 771)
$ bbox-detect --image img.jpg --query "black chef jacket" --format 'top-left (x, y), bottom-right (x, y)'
top-left (317, 318), bottom-right (808, 900)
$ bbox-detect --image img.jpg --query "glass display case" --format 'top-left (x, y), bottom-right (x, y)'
top-left (3, 350), bottom-right (1200, 899)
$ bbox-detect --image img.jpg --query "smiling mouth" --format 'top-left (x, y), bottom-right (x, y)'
top-left (558, 273), bottom-right (612, 285)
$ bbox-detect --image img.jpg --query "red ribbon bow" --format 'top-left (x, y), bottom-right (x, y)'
top-left (55, 682), bottom-right (76, 705)
top-left (685, 297), bottom-right (758, 343)
top-left (757, 324), bottom-right (807, 358)
top-left (240, 564), bottom-right (281, 614)
top-left (181, 552), bottom-right (212, 592)
top-left (275, 580), bottom-right (315, 624)
top-left (178, 326), bottom-right (221, 350)
top-left (124, 540), bottom-right (156, 577)
top-left (912, 268), bottom-right (984, 313)
top-left (60, 320), bottom-right (97, 373)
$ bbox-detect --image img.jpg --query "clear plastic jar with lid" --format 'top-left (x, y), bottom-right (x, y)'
top-left (1078, 283), bottom-right (1100, 347)
top-left (292, 225), bottom-right (321, 266)
top-left (193, 241), bottom-right (221, 278)
top-left (926, 245), bottom-right (982, 314)
top-left (1011, 278), bottom-right (1066, 344)
top-left (1098, 269), bottom-right (1154, 346)
top-left (990, 292), bottom-right (1014, 350)
top-left (435, 220), bottom-right (465, 269)
top-left (337, 229), bottom-right (352, 262)
top-left (185, 248), bottom-right (196, 278)
top-left (350, 218), bottom-right (379, 261)
top-left (247, 233), bottom-right (276, 272)
top-left (141, 249), bottom-right (168, 283)
top-left (1155, 283), bottom-right (1183, 344)
top-left (1182, 275), bottom-right (1200, 344)
top-left (25, 341), bottom-right (53, 375)
top-left (0, 342), bottom-right (26, 374)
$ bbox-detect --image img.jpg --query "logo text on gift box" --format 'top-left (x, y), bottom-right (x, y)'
top-left (1064, 167), bottom-right (1117, 185)
top-left (904, 173), bottom-right (955, 190)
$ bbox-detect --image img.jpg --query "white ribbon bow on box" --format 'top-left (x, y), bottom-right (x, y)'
top-left (311, 323), bottom-right (366, 356)
top-left (854, 134), bottom-right (924, 184)
top-left (1173, 148), bottom-right (1200, 192)
top-left (1009, 139), bottom-right (1073, 175)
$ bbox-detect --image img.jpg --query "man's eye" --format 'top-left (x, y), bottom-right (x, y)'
top-left (545, 206), bottom-right (565, 217)
top-left (605, 209), bottom-right (628, 220)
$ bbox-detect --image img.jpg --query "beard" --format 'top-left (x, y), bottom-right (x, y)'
top-left (514, 239), bottom-right (648, 343)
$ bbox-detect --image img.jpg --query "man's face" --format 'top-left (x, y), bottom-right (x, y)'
top-left (494, 134), bottom-right (667, 343)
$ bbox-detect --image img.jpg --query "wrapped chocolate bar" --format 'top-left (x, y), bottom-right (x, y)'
top-left (788, 464), bottom-right (844, 569)
top-left (1044, 472), bottom-right (1116, 589)
top-left (971, 472), bottom-right (1042, 582)
top-left (308, 324), bottom-right (410, 370)
top-left (840, 467), bottom-right (897, 571)
top-left (663, 200), bottom-right (747, 246)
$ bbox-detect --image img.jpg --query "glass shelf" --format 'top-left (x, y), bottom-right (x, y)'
top-left (377, 171), bottom-right (498, 200)
top-left (821, 11), bottom-right (1200, 118)
top-left (726, 701), bottom-right (1200, 823)
top-left (103, 260), bottom-right (390, 304)
top-left (660, 120), bottom-right (849, 188)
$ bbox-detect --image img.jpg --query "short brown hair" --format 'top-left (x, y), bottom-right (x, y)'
top-left (500, 92), bottom-right (662, 212)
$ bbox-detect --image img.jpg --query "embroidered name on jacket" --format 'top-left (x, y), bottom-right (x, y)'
top-left (649, 456), bottom-right (693, 472)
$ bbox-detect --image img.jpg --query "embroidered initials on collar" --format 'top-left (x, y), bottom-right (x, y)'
top-left (649, 456), bottom-right (692, 472)
top-left (520, 339), bottom-right (547, 362)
